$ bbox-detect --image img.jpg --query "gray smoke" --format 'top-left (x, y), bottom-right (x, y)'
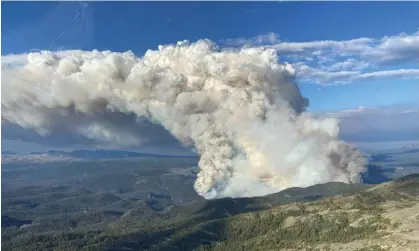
top-left (1, 40), bottom-right (367, 198)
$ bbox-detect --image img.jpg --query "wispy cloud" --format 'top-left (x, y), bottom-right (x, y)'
top-left (364, 32), bottom-right (419, 64)
top-left (222, 32), bottom-right (280, 47)
top-left (295, 64), bottom-right (419, 85)
top-left (223, 31), bottom-right (419, 85)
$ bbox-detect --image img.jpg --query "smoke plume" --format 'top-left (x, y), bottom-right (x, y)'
top-left (1, 40), bottom-right (368, 198)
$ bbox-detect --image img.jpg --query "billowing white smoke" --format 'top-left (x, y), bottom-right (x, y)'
top-left (1, 40), bottom-right (367, 198)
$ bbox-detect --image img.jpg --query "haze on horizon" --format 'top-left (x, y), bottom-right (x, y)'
top-left (1, 2), bottom-right (419, 198)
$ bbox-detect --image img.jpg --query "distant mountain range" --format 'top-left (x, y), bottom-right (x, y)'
top-left (1, 149), bottom-right (198, 163)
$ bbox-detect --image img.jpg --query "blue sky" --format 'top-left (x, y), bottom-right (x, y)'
top-left (3, 2), bottom-right (419, 53)
top-left (2, 2), bottom-right (419, 112)
top-left (2, 2), bottom-right (419, 152)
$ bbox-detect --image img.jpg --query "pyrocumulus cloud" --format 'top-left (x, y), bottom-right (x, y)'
top-left (1, 40), bottom-right (368, 198)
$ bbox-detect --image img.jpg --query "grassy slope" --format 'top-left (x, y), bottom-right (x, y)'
top-left (3, 174), bottom-right (419, 251)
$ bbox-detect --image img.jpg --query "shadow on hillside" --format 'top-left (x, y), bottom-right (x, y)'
top-left (1, 216), bottom-right (32, 228)
top-left (104, 213), bottom-right (229, 251)
top-left (362, 164), bottom-right (395, 184)
top-left (104, 198), bottom-right (269, 251)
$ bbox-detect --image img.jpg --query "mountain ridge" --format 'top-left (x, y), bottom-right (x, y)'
top-left (3, 174), bottom-right (419, 251)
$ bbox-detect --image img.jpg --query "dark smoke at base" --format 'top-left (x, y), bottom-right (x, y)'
top-left (1, 40), bottom-right (368, 198)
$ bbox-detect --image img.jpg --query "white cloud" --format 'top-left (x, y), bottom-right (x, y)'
top-left (226, 31), bottom-right (419, 64)
top-left (222, 32), bottom-right (280, 46)
top-left (223, 31), bottom-right (419, 85)
top-left (364, 32), bottom-right (419, 64)
top-left (272, 38), bottom-right (373, 54)
top-left (296, 64), bottom-right (419, 85)
top-left (355, 69), bottom-right (419, 81)
top-left (326, 59), bottom-right (370, 71)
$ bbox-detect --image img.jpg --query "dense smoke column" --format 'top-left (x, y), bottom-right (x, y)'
top-left (1, 40), bottom-right (368, 199)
